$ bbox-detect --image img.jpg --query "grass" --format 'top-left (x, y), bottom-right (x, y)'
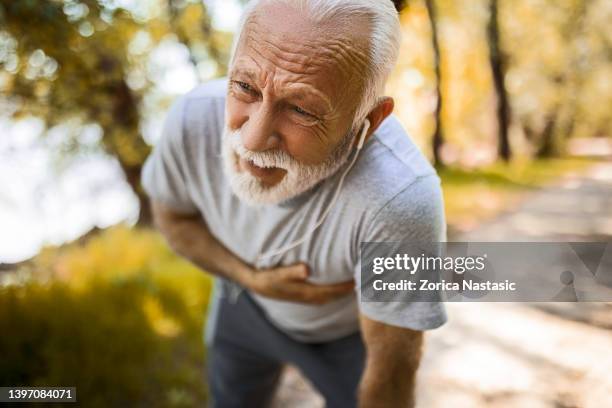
top-left (439, 157), bottom-right (597, 233)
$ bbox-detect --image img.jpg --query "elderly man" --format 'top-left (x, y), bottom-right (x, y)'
top-left (142, 0), bottom-right (446, 407)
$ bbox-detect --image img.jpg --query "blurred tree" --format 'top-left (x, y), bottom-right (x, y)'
top-left (487, 0), bottom-right (512, 161)
top-left (0, 0), bottom-right (229, 225)
top-left (515, 0), bottom-right (606, 158)
top-left (539, 0), bottom-right (589, 157)
top-left (424, 0), bottom-right (444, 166)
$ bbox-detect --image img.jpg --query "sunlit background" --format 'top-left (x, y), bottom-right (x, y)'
top-left (1, 0), bottom-right (243, 262)
top-left (1, 1), bottom-right (611, 407)
top-left (2, 0), bottom-right (611, 262)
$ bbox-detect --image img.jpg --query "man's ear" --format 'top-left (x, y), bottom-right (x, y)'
top-left (363, 97), bottom-right (395, 144)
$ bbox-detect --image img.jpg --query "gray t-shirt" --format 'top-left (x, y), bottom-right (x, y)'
top-left (142, 78), bottom-right (447, 342)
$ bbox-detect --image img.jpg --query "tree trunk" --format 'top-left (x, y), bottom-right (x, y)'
top-left (425, 0), bottom-right (444, 166)
top-left (487, 0), bottom-right (512, 161)
top-left (554, 0), bottom-right (589, 152)
top-left (531, 2), bottom-right (588, 158)
top-left (122, 163), bottom-right (153, 226)
top-left (536, 113), bottom-right (559, 158)
top-left (97, 72), bottom-right (153, 227)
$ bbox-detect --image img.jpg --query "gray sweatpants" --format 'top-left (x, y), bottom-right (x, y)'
top-left (204, 283), bottom-right (365, 408)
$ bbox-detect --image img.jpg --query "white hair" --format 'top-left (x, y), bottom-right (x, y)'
top-left (228, 0), bottom-right (402, 126)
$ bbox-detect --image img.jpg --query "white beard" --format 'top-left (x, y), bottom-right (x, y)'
top-left (221, 126), bottom-right (356, 206)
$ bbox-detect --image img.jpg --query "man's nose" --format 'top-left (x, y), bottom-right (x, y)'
top-left (241, 103), bottom-right (280, 152)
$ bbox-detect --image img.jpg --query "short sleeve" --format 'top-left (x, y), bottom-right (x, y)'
top-left (357, 174), bottom-right (448, 331)
top-left (141, 97), bottom-right (199, 214)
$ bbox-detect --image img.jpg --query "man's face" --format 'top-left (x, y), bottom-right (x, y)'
top-left (222, 2), bottom-right (370, 205)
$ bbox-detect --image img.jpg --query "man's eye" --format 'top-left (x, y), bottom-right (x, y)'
top-left (236, 81), bottom-right (254, 93)
top-left (292, 106), bottom-right (314, 118)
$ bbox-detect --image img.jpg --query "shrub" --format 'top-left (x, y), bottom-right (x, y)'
top-left (0, 226), bottom-right (212, 407)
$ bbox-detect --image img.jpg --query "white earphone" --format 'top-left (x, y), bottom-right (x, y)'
top-left (255, 118), bottom-right (371, 266)
top-left (356, 118), bottom-right (371, 150)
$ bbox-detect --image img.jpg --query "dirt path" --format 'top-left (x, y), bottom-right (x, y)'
top-left (272, 162), bottom-right (612, 408)
top-left (418, 162), bottom-right (612, 408)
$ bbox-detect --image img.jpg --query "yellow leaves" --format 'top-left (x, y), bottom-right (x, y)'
top-left (3, 0), bottom-right (228, 196)
top-left (147, 19), bottom-right (172, 43)
top-left (105, 128), bottom-right (150, 167)
top-left (30, 225), bottom-right (211, 297)
top-left (2, 210), bottom-right (210, 402)
top-left (177, 4), bottom-right (207, 37)
top-left (142, 295), bottom-right (182, 338)
top-left (390, 0), bottom-right (612, 162)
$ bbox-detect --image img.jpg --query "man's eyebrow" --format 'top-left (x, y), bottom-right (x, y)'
top-left (229, 67), bottom-right (333, 114)
top-left (229, 68), bottom-right (259, 82)
top-left (286, 87), bottom-right (333, 114)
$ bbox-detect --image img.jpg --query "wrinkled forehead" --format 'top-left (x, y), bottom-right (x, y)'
top-left (233, 2), bottom-right (371, 108)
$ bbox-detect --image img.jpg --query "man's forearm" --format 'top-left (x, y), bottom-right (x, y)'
top-left (358, 315), bottom-right (423, 408)
top-left (358, 359), bottom-right (418, 408)
top-left (151, 201), bottom-right (356, 305)
top-left (152, 202), bottom-right (253, 286)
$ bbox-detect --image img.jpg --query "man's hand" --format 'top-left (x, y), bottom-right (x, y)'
top-left (246, 263), bottom-right (355, 305)
top-left (152, 201), bottom-right (354, 305)
top-left (358, 314), bottom-right (424, 408)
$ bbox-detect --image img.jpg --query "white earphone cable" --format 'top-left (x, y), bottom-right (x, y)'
top-left (254, 119), bottom-right (371, 266)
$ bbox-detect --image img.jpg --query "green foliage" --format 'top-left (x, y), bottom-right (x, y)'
top-left (0, 226), bottom-right (212, 407)
top-left (440, 157), bottom-right (594, 188)
top-left (440, 157), bottom-right (596, 230)
top-left (0, 0), bottom-right (230, 223)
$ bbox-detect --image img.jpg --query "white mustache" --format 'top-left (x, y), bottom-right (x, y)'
top-left (227, 130), bottom-right (298, 171)
top-left (221, 124), bottom-right (357, 206)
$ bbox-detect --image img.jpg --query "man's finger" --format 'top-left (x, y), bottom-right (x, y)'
top-left (301, 280), bottom-right (355, 303)
top-left (277, 264), bottom-right (309, 280)
top-left (318, 280), bottom-right (355, 295)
